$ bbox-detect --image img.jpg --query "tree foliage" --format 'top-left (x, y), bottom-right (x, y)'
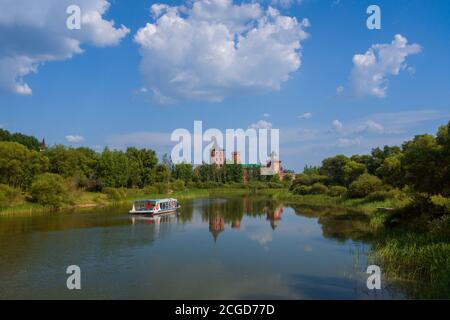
top-left (30, 173), bottom-right (70, 208)
top-left (0, 141), bottom-right (48, 189)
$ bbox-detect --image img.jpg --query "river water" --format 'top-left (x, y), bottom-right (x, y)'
top-left (0, 196), bottom-right (405, 299)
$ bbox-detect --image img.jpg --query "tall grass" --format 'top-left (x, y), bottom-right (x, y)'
top-left (371, 233), bottom-right (450, 298)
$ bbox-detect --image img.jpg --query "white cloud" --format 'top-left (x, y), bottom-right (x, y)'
top-left (263, 113), bottom-right (270, 118)
top-left (350, 34), bottom-right (421, 98)
top-left (336, 85), bottom-right (344, 95)
top-left (356, 120), bottom-right (384, 134)
top-left (337, 136), bottom-right (362, 147)
top-left (134, 0), bottom-right (309, 103)
top-left (0, 0), bottom-right (129, 95)
top-left (298, 112), bottom-right (312, 119)
top-left (65, 135), bottom-right (84, 143)
top-left (270, 0), bottom-right (301, 9)
top-left (249, 119), bottom-right (273, 129)
top-left (332, 119), bottom-right (343, 132)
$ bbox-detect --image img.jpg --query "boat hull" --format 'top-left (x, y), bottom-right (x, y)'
top-left (129, 206), bottom-right (180, 215)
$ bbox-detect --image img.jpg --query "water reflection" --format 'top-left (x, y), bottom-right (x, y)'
top-left (0, 196), bottom-right (405, 299)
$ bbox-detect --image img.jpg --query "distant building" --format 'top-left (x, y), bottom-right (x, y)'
top-left (231, 151), bottom-right (241, 164)
top-left (210, 138), bottom-right (224, 167)
top-left (260, 151), bottom-right (285, 181)
top-left (209, 145), bottom-right (287, 182)
top-left (39, 138), bottom-right (47, 152)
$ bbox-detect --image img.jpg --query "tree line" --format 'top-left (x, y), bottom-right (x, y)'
top-left (291, 120), bottom-right (450, 199)
top-left (0, 129), bottom-right (286, 207)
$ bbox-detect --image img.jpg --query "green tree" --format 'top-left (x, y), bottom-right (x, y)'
top-left (30, 173), bottom-right (70, 208)
top-left (376, 155), bottom-right (403, 187)
top-left (367, 146), bottom-right (402, 175)
top-left (97, 148), bottom-right (130, 188)
top-left (0, 141), bottom-right (49, 189)
top-left (153, 164), bottom-right (170, 183)
top-left (402, 134), bottom-right (443, 195)
top-left (436, 121), bottom-right (450, 196)
top-left (45, 146), bottom-right (98, 187)
top-left (0, 129), bottom-right (42, 151)
top-left (173, 163), bottom-right (194, 183)
top-left (226, 164), bottom-right (243, 183)
top-left (0, 184), bottom-right (22, 208)
top-left (320, 155), bottom-right (349, 185)
top-left (125, 147), bottom-right (158, 188)
top-left (348, 173), bottom-right (383, 198)
top-left (342, 160), bottom-right (366, 186)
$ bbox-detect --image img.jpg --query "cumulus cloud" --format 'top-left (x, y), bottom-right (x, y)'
top-left (0, 0), bottom-right (129, 95)
top-left (270, 0), bottom-right (301, 8)
top-left (350, 34), bottom-right (421, 98)
top-left (65, 135), bottom-right (84, 143)
top-left (134, 0), bottom-right (310, 103)
top-left (249, 119), bottom-right (273, 129)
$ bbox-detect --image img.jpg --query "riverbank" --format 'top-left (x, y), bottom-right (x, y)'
top-left (0, 186), bottom-right (403, 217)
top-left (0, 187), bottom-right (258, 216)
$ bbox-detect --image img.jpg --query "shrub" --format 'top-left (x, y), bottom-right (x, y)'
top-left (30, 173), bottom-right (70, 208)
top-left (348, 174), bottom-right (383, 198)
top-left (267, 182), bottom-right (284, 189)
top-left (290, 174), bottom-right (329, 190)
top-left (310, 183), bottom-right (328, 195)
top-left (292, 185), bottom-right (312, 195)
top-left (154, 182), bottom-right (170, 194)
top-left (429, 215), bottom-right (450, 238)
top-left (171, 180), bottom-right (185, 192)
top-left (365, 190), bottom-right (391, 202)
top-left (143, 185), bottom-right (158, 194)
top-left (328, 186), bottom-right (347, 197)
top-left (0, 184), bottom-right (22, 208)
top-left (102, 187), bottom-right (127, 201)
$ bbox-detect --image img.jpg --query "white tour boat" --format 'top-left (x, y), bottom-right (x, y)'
top-left (129, 198), bottom-right (180, 215)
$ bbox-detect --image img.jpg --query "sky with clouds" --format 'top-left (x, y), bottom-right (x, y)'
top-left (0, 0), bottom-right (449, 171)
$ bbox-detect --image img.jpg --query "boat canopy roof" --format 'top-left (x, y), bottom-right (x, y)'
top-left (134, 198), bottom-right (177, 203)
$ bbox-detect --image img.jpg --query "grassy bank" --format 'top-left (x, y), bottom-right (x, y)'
top-left (260, 189), bottom-right (409, 214)
top-left (370, 232), bottom-right (450, 299)
top-left (0, 187), bottom-right (257, 216)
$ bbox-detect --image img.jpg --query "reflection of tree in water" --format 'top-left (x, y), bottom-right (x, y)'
top-left (177, 200), bottom-right (194, 223)
top-left (290, 204), bottom-right (373, 243)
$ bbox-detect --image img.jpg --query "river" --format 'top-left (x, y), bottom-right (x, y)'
top-left (0, 196), bottom-right (405, 299)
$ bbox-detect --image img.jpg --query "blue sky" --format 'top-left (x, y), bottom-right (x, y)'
top-left (0, 0), bottom-right (449, 171)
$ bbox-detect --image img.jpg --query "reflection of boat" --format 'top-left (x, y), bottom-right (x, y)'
top-left (129, 198), bottom-right (180, 215)
top-left (131, 212), bottom-right (178, 224)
